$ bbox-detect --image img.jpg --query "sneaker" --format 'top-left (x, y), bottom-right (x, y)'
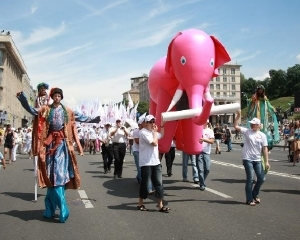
top-left (194, 180), bottom-right (199, 184)
top-left (182, 179), bottom-right (189, 182)
top-left (199, 186), bottom-right (205, 191)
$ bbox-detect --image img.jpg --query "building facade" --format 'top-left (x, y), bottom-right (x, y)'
top-left (122, 90), bottom-right (139, 104)
top-left (209, 63), bottom-right (242, 124)
top-left (0, 33), bottom-right (34, 127)
top-left (138, 77), bottom-right (149, 103)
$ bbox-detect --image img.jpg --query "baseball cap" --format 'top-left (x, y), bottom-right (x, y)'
top-left (138, 117), bottom-right (145, 124)
top-left (145, 114), bottom-right (156, 122)
top-left (249, 118), bottom-right (261, 125)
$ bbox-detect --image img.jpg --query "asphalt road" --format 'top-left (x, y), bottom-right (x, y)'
top-left (0, 143), bottom-right (300, 240)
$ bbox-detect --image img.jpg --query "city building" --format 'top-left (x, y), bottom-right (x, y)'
top-left (122, 89), bottom-right (139, 104)
top-left (209, 63), bottom-right (242, 124)
top-left (0, 33), bottom-right (34, 127)
top-left (137, 77), bottom-right (149, 103)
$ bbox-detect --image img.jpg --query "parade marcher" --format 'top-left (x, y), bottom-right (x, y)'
top-left (234, 110), bottom-right (270, 206)
top-left (163, 139), bottom-right (176, 177)
top-left (0, 149), bottom-right (5, 169)
top-left (213, 123), bottom-right (223, 154)
top-left (12, 127), bottom-right (23, 162)
top-left (247, 85), bottom-right (280, 148)
top-left (182, 152), bottom-right (199, 183)
top-left (99, 122), bottom-right (114, 173)
top-left (3, 124), bottom-right (17, 165)
top-left (137, 114), bottom-right (170, 213)
top-left (88, 125), bottom-right (97, 154)
top-left (110, 119), bottom-right (129, 178)
top-left (224, 124), bottom-right (232, 152)
top-left (17, 87), bottom-right (93, 222)
top-left (196, 120), bottom-right (215, 191)
top-left (22, 128), bottom-right (33, 159)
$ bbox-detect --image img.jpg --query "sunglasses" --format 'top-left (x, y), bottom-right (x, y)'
top-left (147, 120), bottom-right (155, 123)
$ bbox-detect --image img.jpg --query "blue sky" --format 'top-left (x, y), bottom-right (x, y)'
top-left (1, 0), bottom-right (299, 107)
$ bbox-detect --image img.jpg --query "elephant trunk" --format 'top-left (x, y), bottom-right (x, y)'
top-left (186, 85), bottom-right (214, 125)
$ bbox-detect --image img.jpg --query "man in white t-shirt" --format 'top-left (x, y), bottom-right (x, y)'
top-left (99, 122), bottom-right (114, 173)
top-left (234, 110), bottom-right (270, 206)
top-left (88, 125), bottom-right (97, 154)
top-left (196, 120), bottom-right (215, 191)
top-left (137, 114), bottom-right (170, 213)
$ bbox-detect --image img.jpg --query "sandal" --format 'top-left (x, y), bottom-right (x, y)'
top-left (159, 206), bottom-right (170, 213)
top-left (253, 198), bottom-right (260, 204)
top-left (137, 205), bottom-right (148, 211)
top-left (246, 201), bottom-right (256, 206)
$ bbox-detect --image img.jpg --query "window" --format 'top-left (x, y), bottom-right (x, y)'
top-left (223, 84), bottom-right (227, 90)
top-left (216, 77), bottom-right (220, 82)
top-left (232, 92), bottom-right (236, 96)
top-left (231, 68), bottom-right (235, 74)
top-left (216, 92), bottom-right (220, 96)
top-left (223, 77), bottom-right (227, 82)
top-left (210, 84), bottom-right (214, 89)
top-left (223, 92), bottom-right (227, 96)
top-left (223, 68), bottom-right (227, 74)
top-left (0, 50), bottom-right (3, 66)
top-left (216, 84), bottom-right (220, 90)
top-left (231, 76), bottom-right (235, 82)
top-left (232, 84), bottom-right (236, 90)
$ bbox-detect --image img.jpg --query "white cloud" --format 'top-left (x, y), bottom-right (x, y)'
top-left (229, 48), bottom-right (244, 59)
top-left (237, 51), bottom-right (262, 62)
top-left (31, 6), bottom-right (38, 14)
top-left (297, 53), bottom-right (300, 61)
top-left (124, 19), bottom-right (185, 50)
top-left (253, 72), bottom-right (270, 80)
top-left (17, 22), bottom-right (66, 48)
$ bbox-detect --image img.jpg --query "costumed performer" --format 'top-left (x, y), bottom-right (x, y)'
top-left (32, 88), bottom-right (84, 223)
top-left (246, 85), bottom-right (280, 148)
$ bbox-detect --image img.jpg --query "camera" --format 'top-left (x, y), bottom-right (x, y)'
top-left (121, 127), bottom-right (124, 130)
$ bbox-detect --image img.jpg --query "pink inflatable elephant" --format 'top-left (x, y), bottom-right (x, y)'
top-left (148, 29), bottom-right (231, 154)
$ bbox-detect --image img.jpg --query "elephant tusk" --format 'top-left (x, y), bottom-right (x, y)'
top-left (166, 89), bottom-right (183, 112)
top-left (162, 103), bottom-right (240, 122)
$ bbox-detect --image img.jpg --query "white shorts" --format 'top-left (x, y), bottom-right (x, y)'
top-left (215, 139), bottom-right (221, 147)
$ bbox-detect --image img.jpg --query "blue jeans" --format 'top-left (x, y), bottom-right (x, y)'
top-left (133, 151), bottom-right (141, 181)
top-left (133, 151), bottom-right (153, 192)
top-left (227, 139), bottom-right (232, 151)
top-left (182, 152), bottom-right (199, 181)
top-left (196, 152), bottom-right (211, 187)
top-left (139, 165), bottom-right (163, 199)
top-left (243, 160), bottom-right (265, 202)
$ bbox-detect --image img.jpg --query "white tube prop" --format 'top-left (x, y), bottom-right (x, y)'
top-left (162, 103), bottom-right (240, 122)
top-left (34, 156), bottom-right (38, 202)
top-left (166, 89), bottom-right (183, 112)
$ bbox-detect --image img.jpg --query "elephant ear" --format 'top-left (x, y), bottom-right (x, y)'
top-left (210, 36), bottom-right (231, 69)
top-left (165, 32), bottom-right (182, 74)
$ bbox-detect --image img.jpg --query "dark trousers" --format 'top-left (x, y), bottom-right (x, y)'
top-left (101, 144), bottom-right (114, 171)
top-left (113, 143), bottom-right (126, 176)
top-left (139, 164), bottom-right (163, 199)
top-left (165, 147), bottom-right (176, 175)
top-left (90, 139), bottom-right (96, 154)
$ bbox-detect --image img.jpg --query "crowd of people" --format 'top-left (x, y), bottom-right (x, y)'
top-left (1, 83), bottom-right (299, 221)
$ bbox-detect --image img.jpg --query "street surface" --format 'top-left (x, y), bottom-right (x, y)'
top-left (0, 143), bottom-right (300, 240)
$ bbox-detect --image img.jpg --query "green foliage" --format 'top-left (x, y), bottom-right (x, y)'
top-left (137, 101), bottom-right (149, 115)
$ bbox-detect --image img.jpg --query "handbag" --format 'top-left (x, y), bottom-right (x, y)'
top-left (287, 136), bottom-right (294, 142)
top-left (224, 138), bottom-right (228, 144)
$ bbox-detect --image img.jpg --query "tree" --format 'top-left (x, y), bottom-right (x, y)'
top-left (137, 101), bottom-right (149, 116)
top-left (268, 69), bottom-right (287, 99)
top-left (286, 64), bottom-right (300, 96)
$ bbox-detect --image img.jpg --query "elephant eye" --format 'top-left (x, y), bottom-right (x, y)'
top-left (180, 56), bottom-right (186, 65)
top-left (210, 58), bottom-right (214, 67)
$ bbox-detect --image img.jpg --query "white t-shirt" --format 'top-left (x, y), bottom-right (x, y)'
top-left (202, 127), bottom-right (215, 154)
top-left (100, 128), bottom-right (112, 145)
top-left (88, 128), bottom-right (97, 140)
top-left (109, 127), bottom-right (127, 143)
top-left (132, 128), bottom-right (140, 152)
top-left (139, 128), bottom-right (162, 167)
top-left (241, 127), bottom-right (268, 161)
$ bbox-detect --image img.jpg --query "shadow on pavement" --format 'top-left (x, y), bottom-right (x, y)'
top-left (211, 178), bottom-right (245, 184)
top-left (261, 189), bottom-right (300, 195)
top-left (1, 192), bottom-right (45, 201)
top-left (0, 209), bottom-right (61, 223)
